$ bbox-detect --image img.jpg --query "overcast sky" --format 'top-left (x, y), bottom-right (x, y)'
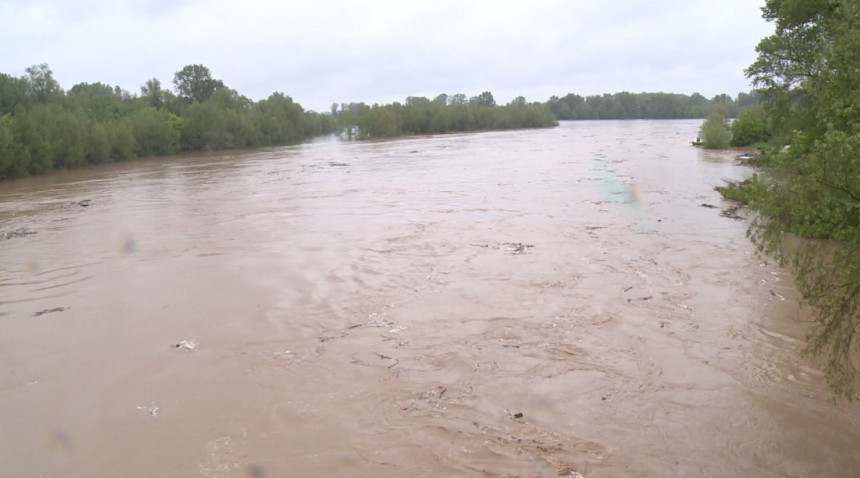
top-left (1, 0), bottom-right (774, 112)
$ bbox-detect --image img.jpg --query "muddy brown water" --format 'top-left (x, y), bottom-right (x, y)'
top-left (1, 120), bottom-right (859, 477)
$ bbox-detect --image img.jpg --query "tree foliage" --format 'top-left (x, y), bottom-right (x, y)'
top-left (545, 91), bottom-right (743, 121)
top-left (173, 64), bottom-right (224, 103)
top-left (0, 63), bottom-right (336, 180)
top-left (0, 61), bottom-right (760, 182)
top-left (24, 63), bottom-right (62, 104)
top-left (728, 0), bottom-right (860, 399)
top-left (730, 103), bottom-right (770, 146)
top-left (698, 105), bottom-right (732, 148)
top-left (333, 93), bottom-right (557, 139)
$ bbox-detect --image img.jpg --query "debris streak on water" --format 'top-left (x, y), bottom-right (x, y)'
top-left (1, 120), bottom-right (859, 477)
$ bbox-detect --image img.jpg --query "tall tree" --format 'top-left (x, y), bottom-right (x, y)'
top-left (450, 93), bottom-right (467, 105)
top-left (141, 78), bottom-right (166, 109)
top-left (173, 64), bottom-right (223, 103)
top-left (470, 91), bottom-right (496, 107)
top-left (24, 63), bottom-right (62, 104)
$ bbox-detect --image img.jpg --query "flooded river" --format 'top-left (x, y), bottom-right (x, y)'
top-left (1, 120), bottom-right (859, 477)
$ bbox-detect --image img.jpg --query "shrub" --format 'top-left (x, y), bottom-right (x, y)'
top-left (699, 107), bottom-right (732, 148)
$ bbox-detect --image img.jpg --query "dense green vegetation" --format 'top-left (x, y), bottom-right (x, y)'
top-left (546, 91), bottom-right (751, 120)
top-left (719, 0), bottom-right (860, 399)
top-left (698, 105), bottom-right (732, 149)
top-left (0, 64), bottom-right (336, 180)
top-left (729, 103), bottom-right (770, 147)
top-left (0, 61), bottom-right (758, 180)
top-left (332, 92), bottom-right (557, 139)
top-left (332, 89), bottom-right (754, 140)
top-left (694, 92), bottom-right (771, 149)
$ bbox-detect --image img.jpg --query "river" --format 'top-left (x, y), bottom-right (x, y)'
top-left (1, 120), bottom-right (859, 477)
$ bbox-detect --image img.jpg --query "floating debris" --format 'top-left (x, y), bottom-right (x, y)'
top-left (700, 203), bottom-right (719, 209)
top-left (497, 242), bottom-right (533, 254)
top-left (504, 242), bottom-right (533, 254)
top-left (505, 409), bottom-right (524, 420)
top-left (34, 307), bottom-right (66, 317)
top-left (559, 471), bottom-right (585, 478)
top-left (373, 352), bottom-right (400, 368)
top-left (0, 228), bottom-right (37, 242)
top-left (471, 242), bottom-right (535, 254)
top-left (720, 205), bottom-right (744, 219)
top-left (136, 402), bottom-right (159, 419)
top-left (171, 340), bottom-right (197, 351)
top-left (769, 289), bottom-right (785, 301)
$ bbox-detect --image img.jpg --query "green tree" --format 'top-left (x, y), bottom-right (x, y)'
top-left (140, 78), bottom-right (166, 109)
top-left (0, 113), bottom-right (30, 178)
top-left (0, 115), bottom-right (15, 178)
top-left (450, 93), bottom-right (467, 105)
top-left (470, 91), bottom-right (496, 107)
top-left (698, 105), bottom-right (731, 148)
top-left (51, 107), bottom-right (85, 169)
top-left (24, 63), bottom-right (62, 104)
top-left (173, 64), bottom-right (224, 103)
top-left (731, 0), bottom-right (860, 399)
top-left (405, 96), bottom-right (430, 107)
top-left (66, 82), bottom-right (129, 123)
top-left (127, 107), bottom-right (180, 156)
top-left (0, 73), bottom-right (27, 114)
top-left (730, 103), bottom-right (770, 146)
top-left (0, 63), bottom-right (341, 179)
top-left (509, 96), bottom-right (527, 107)
top-left (82, 121), bottom-right (110, 165)
top-left (107, 122), bottom-right (137, 161)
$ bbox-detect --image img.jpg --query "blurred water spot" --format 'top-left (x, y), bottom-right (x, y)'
top-left (120, 235), bottom-right (138, 254)
top-left (246, 463), bottom-right (265, 477)
top-left (51, 429), bottom-right (75, 453)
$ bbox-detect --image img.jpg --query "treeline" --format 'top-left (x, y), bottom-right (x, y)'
top-left (331, 90), bottom-right (754, 140)
top-left (0, 62), bottom-right (759, 180)
top-left (0, 63), bottom-right (335, 180)
top-left (546, 91), bottom-right (755, 120)
top-left (332, 92), bottom-right (557, 139)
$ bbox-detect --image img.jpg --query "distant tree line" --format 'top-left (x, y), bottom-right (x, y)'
top-left (545, 91), bottom-right (755, 121)
top-left (330, 90), bottom-right (757, 140)
top-left (0, 63), bottom-right (335, 180)
top-left (1, 62), bottom-right (763, 180)
top-left (331, 92), bottom-right (557, 139)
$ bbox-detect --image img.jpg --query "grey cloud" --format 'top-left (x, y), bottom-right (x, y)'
top-left (0, 0), bottom-right (774, 112)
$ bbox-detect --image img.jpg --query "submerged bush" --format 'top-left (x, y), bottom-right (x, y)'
top-left (698, 106), bottom-right (732, 149)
